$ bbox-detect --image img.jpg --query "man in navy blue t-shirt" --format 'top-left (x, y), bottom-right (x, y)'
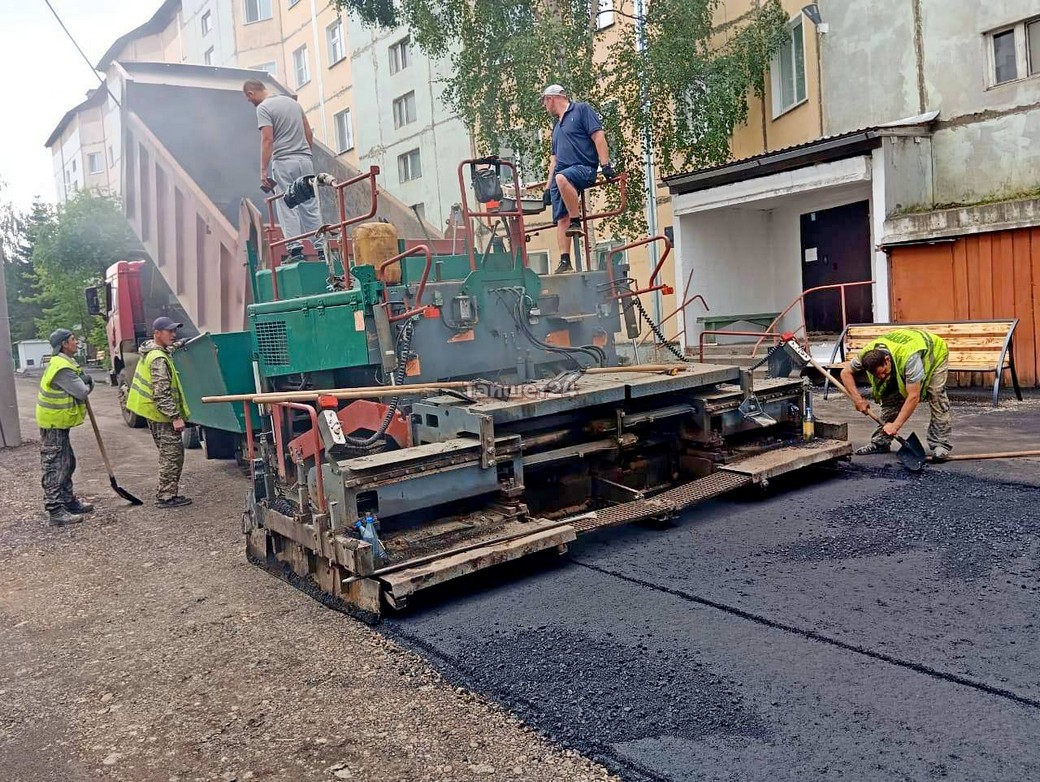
top-left (540, 84), bottom-right (616, 273)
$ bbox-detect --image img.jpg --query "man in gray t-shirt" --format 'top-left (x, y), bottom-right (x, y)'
top-left (243, 79), bottom-right (323, 257)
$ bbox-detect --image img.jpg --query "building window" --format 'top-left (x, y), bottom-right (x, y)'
top-left (334, 109), bottom-right (354, 152)
top-left (201, 10), bottom-right (212, 34)
top-left (527, 251), bottom-right (549, 276)
top-left (392, 91), bottom-right (417, 128)
top-left (988, 17), bottom-right (1040, 85)
top-left (244, 0), bottom-right (272, 24)
top-left (204, 47), bottom-right (215, 65)
top-left (107, 145), bottom-right (115, 167)
top-left (293, 45), bottom-right (310, 87)
top-left (389, 36), bottom-right (411, 74)
top-left (410, 202), bottom-right (425, 222)
top-left (288, 0), bottom-right (300, 6)
top-left (398, 148), bottom-right (422, 182)
top-left (87, 152), bottom-right (103, 174)
top-left (255, 61), bottom-right (277, 77)
top-left (327, 18), bottom-right (345, 65)
top-left (594, 0), bottom-right (615, 31)
top-left (770, 16), bottom-right (806, 117)
top-left (71, 158), bottom-right (77, 173)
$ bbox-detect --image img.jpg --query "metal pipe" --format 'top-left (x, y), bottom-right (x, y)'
top-left (273, 402), bottom-right (326, 513)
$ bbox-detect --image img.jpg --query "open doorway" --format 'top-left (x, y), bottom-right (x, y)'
top-left (799, 201), bottom-right (874, 333)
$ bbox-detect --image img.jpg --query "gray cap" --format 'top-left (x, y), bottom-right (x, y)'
top-left (541, 84), bottom-right (567, 98)
top-left (152, 316), bottom-right (183, 332)
top-left (49, 328), bottom-right (75, 351)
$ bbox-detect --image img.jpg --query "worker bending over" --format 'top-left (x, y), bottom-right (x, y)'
top-left (840, 328), bottom-right (952, 460)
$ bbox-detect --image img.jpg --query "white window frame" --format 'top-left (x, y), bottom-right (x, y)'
top-left (392, 91), bottom-right (417, 129)
top-left (87, 152), bottom-right (103, 175)
top-left (289, 0), bottom-right (301, 6)
top-left (398, 148), bottom-right (422, 182)
top-left (594, 0), bottom-right (615, 31)
top-left (527, 250), bottom-right (550, 276)
top-left (201, 9), bottom-right (212, 35)
top-left (770, 16), bottom-right (807, 118)
top-left (334, 108), bottom-right (354, 153)
top-left (256, 61), bottom-right (277, 77)
top-left (293, 45), bottom-right (310, 88)
top-left (327, 18), bottom-right (345, 65)
top-left (244, 0), bottom-right (272, 24)
top-left (985, 17), bottom-right (1040, 87)
top-left (204, 46), bottom-right (215, 65)
top-left (389, 36), bottom-right (411, 74)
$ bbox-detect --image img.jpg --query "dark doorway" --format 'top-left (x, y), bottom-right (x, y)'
top-left (799, 200), bottom-right (874, 333)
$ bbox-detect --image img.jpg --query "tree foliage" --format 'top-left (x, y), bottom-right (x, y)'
top-left (1, 184), bottom-right (44, 345)
top-left (28, 191), bottom-right (141, 356)
top-left (336, 0), bottom-right (790, 234)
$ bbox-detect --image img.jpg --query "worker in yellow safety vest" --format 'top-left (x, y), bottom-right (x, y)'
top-left (126, 317), bottom-right (193, 508)
top-left (839, 328), bottom-right (952, 460)
top-left (36, 328), bottom-right (96, 525)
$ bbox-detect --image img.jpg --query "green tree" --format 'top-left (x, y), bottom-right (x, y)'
top-left (336, 0), bottom-right (789, 234)
top-left (0, 184), bottom-right (45, 345)
top-left (29, 191), bottom-right (141, 360)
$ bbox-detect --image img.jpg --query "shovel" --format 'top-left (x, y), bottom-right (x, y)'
top-left (778, 338), bottom-right (927, 472)
top-left (85, 398), bottom-right (144, 505)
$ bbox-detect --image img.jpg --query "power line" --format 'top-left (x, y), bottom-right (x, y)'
top-left (41, 0), bottom-right (122, 109)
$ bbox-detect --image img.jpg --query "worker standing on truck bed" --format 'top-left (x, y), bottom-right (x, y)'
top-left (127, 317), bottom-right (192, 508)
top-left (839, 327), bottom-right (953, 460)
top-left (242, 79), bottom-right (323, 259)
top-left (539, 84), bottom-right (615, 274)
top-left (36, 329), bottom-right (95, 526)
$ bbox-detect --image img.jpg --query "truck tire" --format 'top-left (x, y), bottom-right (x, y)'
top-left (117, 370), bottom-right (147, 429)
top-left (182, 426), bottom-right (202, 450)
top-left (202, 427), bottom-right (236, 460)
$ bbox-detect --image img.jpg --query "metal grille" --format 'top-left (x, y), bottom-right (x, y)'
top-left (574, 472), bottom-right (752, 533)
top-left (255, 320), bottom-right (290, 367)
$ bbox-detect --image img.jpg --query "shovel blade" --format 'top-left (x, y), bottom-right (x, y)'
top-left (896, 432), bottom-right (927, 472)
top-left (111, 476), bottom-right (144, 506)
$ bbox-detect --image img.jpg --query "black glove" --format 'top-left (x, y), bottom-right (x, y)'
top-left (542, 189), bottom-right (552, 206)
top-left (84, 374), bottom-right (95, 389)
top-left (601, 163), bottom-right (617, 180)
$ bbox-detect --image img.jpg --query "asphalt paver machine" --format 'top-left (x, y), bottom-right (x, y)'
top-left (203, 158), bottom-right (850, 618)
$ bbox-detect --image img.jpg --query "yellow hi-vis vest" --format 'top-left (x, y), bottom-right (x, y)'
top-left (36, 353), bottom-right (87, 430)
top-left (860, 328), bottom-right (949, 402)
top-left (126, 349), bottom-right (190, 423)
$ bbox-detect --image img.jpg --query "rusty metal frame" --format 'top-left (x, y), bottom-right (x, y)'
top-left (378, 244), bottom-right (434, 322)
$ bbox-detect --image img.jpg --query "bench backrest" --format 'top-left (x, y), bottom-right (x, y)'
top-left (843, 320), bottom-right (1017, 371)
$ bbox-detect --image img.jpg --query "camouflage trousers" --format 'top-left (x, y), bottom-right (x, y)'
top-left (147, 421), bottom-right (185, 501)
top-left (871, 360), bottom-right (953, 452)
top-left (40, 428), bottom-right (77, 512)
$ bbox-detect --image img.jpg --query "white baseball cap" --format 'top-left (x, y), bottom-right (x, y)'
top-left (540, 84), bottom-right (567, 98)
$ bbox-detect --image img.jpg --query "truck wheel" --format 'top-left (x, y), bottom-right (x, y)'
top-left (182, 426), bottom-right (202, 450)
top-left (202, 427), bottom-right (236, 460)
top-left (117, 370), bottom-right (146, 429)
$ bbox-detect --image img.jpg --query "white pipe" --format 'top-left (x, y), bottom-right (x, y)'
top-left (634, 0), bottom-right (663, 325)
top-left (308, 0), bottom-right (331, 145)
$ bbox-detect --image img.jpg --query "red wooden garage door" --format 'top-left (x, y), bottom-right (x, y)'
top-left (889, 228), bottom-right (1040, 387)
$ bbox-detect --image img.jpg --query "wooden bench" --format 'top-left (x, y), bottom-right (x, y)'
top-left (823, 320), bottom-right (1022, 407)
top-left (697, 312), bottom-right (781, 344)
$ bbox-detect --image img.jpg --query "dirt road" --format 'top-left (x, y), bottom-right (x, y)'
top-left (0, 378), bottom-right (616, 782)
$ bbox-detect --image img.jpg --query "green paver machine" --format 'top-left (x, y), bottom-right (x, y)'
top-left (198, 158), bottom-right (850, 618)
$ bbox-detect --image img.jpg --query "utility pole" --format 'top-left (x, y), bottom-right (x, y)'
top-left (0, 243), bottom-right (22, 447)
top-left (634, 0), bottom-right (663, 326)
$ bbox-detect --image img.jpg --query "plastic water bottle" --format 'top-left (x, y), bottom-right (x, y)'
top-left (802, 380), bottom-right (815, 442)
top-left (355, 514), bottom-right (388, 561)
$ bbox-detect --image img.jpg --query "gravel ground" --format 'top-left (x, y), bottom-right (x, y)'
top-left (0, 379), bottom-right (617, 782)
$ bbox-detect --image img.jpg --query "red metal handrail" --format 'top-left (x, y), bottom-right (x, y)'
top-left (751, 280), bottom-right (875, 357)
top-left (264, 165), bottom-right (381, 300)
top-left (456, 157), bottom-right (529, 271)
top-left (608, 235), bottom-right (672, 299)
top-left (273, 401), bottom-right (326, 513)
top-left (637, 267), bottom-right (707, 347)
top-left (378, 244), bottom-right (434, 322)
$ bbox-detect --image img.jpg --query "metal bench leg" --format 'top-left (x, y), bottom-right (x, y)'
top-left (1010, 356), bottom-right (1023, 401)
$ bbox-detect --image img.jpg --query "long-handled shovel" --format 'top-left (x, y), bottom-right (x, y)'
top-left (85, 398), bottom-right (144, 505)
top-left (779, 338), bottom-right (927, 472)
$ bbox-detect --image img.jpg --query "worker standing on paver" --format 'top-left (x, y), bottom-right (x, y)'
top-left (36, 329), bottom-right (95, 526)
top-left (540, 84), bottom-right (615, 274)
top-left (242, 79), bottom-right (323, 259)
top-left (839, 327), bottom-right (952, 460)
top-left (127, 317), bottom-right (192, 508)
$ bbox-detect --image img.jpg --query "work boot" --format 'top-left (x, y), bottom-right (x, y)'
top-left (155, 496), bottom-right (193, 509)
top-left (65, 499), bottom-right (95, 514)
top-left (554, 259), bottom-right (574, 275)
top-left (854, 442), bottom-right (890, 456)
top-left (565, 219), bottom-right (584, 238)
top-left (48, 508), bottom-right (84, 526)
top-left (932, 445), bottom-right (952, 461)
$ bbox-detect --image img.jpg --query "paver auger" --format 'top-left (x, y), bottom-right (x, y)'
top-left (199, 157), bottom-right (851, 617)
